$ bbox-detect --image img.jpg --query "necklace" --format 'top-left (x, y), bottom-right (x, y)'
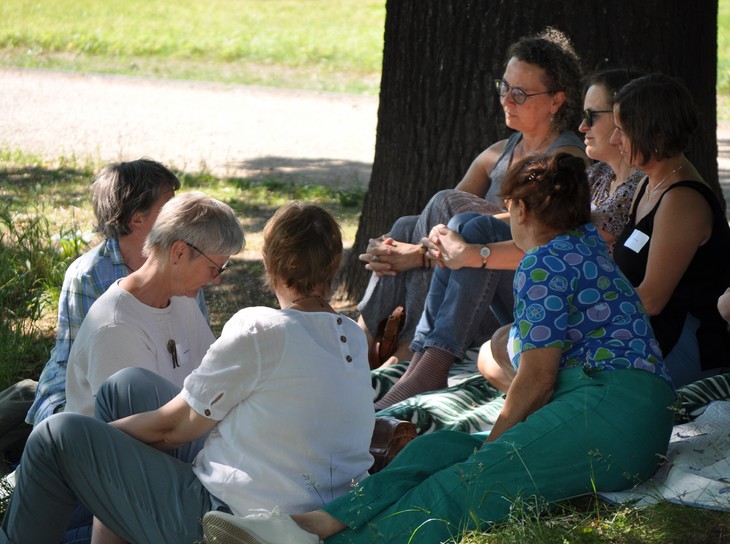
top-left (519, 131), bottom-right (555, 157)
top-left (285, 294), bottom-right (326, 309)
top-left (645, 163), bottom-right (686, 200)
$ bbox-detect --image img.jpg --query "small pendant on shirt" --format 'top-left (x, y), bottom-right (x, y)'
top-left (167, 339), bottom-right (180, 368)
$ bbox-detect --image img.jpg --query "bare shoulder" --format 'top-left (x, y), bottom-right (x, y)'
top-left (473, 139), bottom-right (508, 170)
top-left (456, 138), bottom-right (509, 194)
top-left (654, 182), bottom-right (714, 238)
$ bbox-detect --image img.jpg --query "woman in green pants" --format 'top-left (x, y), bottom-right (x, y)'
top-left (204, 153), bottom-right (676, 544)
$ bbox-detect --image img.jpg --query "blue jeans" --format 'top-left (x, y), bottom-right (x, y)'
top-left (411, 213), bottom-right (514, 359)
top-left (1, 369), bottom-right (213, 544)
top-left (358, 190), bottom-right (503, 345)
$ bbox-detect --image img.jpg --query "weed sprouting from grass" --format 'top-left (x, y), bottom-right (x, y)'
top-left (0, 202), bottom-right (89, 385)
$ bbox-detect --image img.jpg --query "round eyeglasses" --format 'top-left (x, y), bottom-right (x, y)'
top-left (185, 242), bottom-right (229, 278)
top-left (494, 79), bottom-right (554, 105)
top-left (582, 108), bottom-right (613, 128)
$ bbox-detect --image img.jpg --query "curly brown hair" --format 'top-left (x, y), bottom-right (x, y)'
top-left (262, 202), bottom-right (343, 298)
top-left (507, 27), bottom-right (583, 133)
top-left (501, 152), bottom-right (591, 231)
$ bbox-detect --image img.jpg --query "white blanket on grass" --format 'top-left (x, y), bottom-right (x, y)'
top-left (599, 400), bottom-right (730, 512)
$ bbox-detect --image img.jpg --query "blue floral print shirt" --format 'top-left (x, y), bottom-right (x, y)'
top-left (509, 223), bottom-right (672, 386)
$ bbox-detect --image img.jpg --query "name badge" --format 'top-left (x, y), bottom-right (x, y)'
top-left (624, 229), bottom-right (650, 253)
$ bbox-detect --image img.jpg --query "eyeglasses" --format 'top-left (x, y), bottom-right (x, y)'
top-left (494, 79), bottom-right (554, 105)
top-left (582, 108), bottom-right (613, 128)
top-left (185, 242), bottom-right (229, 278)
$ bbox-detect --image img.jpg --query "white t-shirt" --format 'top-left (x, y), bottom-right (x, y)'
top-left (65, 281), bottom-right (214, 416)
top-left (182, 307), bottom-right (375, 515)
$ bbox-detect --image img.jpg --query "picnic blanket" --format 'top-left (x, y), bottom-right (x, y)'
top-left (599, 372), bottom-right (730, 512)
top-left (373, 349), bottom-right (505, 435)
top-left (373, 358), bottom-right (730, 512)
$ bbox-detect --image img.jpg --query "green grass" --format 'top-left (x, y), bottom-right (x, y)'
top-left (720, 0), bottom-right (730, 97)
top-left (0, 0), bottom-right (385, 94)
top-left (0, 150), bottom-right (365, 371)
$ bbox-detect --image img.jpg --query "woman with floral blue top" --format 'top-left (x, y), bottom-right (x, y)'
top-left (201, 153), bottom-right (676, 544)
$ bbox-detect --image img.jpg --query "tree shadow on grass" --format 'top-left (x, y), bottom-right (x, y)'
top-left (227, 155), bottom-right (372, 190)
top-left (0, 165), bottom-right (92, 208)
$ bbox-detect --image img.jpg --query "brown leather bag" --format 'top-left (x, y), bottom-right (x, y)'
top-left (368, 416), bottom-right (417, 474)
top-left (368, 306), bottom-right (405, 369)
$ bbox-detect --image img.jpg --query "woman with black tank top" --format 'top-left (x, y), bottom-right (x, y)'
top-left (611, 74), bottom-right (730, 387)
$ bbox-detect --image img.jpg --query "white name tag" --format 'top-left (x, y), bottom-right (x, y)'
top-left (624, 229), bottom-right (650, 253)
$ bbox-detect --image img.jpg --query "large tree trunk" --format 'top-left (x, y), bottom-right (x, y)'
top-left (336, 0), bottom-right (718, 303)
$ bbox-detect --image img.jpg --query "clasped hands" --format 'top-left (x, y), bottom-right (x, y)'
top-left (359, 225), bottom-right (471, 276)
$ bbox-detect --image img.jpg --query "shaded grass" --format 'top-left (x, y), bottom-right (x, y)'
top-left (463, 496), bottom-right (730, 544)
top-left (0, 149), bottom-right (364, 376)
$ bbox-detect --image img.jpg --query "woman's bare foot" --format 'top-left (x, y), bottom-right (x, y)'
top-left (291, 510), bottom-right (347, 540)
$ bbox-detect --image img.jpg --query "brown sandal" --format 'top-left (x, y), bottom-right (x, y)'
top-left (368, 416), bottom-right (417, 473)
top-left (368, 306), bottom-right (405, 369)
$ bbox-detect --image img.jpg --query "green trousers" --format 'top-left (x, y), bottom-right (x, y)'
top-left (325, 368), bottom-right (675, 544)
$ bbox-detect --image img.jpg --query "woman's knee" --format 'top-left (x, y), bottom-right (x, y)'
top-left (27, 413), bottom-right (94, 455)
top-left (448, 212), bottom-right (482, 232)
top-left (459, 215), bottom-right (511, 244)
top-left (95, 367), bottom-right (176, 422)
top-left (389, 215), bottom-right (419, 240)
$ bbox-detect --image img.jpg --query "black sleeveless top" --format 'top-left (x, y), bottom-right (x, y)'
top-left (613, 180), bottom-right (730, 370)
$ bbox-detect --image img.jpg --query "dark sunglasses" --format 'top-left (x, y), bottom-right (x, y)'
top-left (186, 242), bottom-right (229, 278)
top-left (583, 108), bottom-right (613, 127)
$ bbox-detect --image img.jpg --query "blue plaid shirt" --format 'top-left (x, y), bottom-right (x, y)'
top-left (26, 237), bottom-right (208, 425)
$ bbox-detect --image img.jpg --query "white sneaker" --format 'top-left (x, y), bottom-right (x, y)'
top-left (203, 507), bottom-right (320, 544)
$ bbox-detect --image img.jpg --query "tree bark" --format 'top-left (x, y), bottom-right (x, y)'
top-left (336, 0), bottom-right (718, 303)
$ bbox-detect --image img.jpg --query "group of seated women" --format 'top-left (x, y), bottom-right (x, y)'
top-left (2, 26), bottom-right (729, 544)
top-left (204, 34), bottom-right (728, 543)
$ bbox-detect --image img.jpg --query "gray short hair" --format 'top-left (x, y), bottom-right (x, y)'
top-left (143, 192), bottom-right (245, 257)
top-left (91, 158), bottom-right (181, 239)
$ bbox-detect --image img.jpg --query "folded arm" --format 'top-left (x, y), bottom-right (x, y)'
top-left (110, 393), bottom-right (217, 451)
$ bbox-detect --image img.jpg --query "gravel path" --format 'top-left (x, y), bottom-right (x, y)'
top-left (1, 66), bottom-right (728, 207)
top-left (0, 67), bottom-right (377, 190)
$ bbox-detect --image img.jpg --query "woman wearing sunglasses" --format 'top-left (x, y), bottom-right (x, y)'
top-left (580, 69), bottom-right (646, 254)
top-left (372, 69), bottom-right (650, 409)
top-left (359, 27), bottom-right (587, 367)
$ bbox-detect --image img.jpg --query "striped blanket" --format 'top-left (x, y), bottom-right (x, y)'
top-left (372, 349), bottom-right (504, 435)
top-left (372, 354), bottom-right (730, 435)
top-left (373, 358), bottom-right (730, 512)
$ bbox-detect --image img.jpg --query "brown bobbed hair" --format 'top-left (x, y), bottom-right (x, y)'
top-left (613, 73), bottom-right (698, 165)
top-left (501, 153), bottom-right (591, 232)
top-left (262, 202), bottom-right (342, 297)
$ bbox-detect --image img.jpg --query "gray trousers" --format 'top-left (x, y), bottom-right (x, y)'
top-left (0, 380), bottom-right (36, 475)
top-left (1, 368), bottom-right (212, 544)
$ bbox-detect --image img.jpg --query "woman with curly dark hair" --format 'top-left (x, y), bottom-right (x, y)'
top-left (357, 28), bottom-right (587, 367)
